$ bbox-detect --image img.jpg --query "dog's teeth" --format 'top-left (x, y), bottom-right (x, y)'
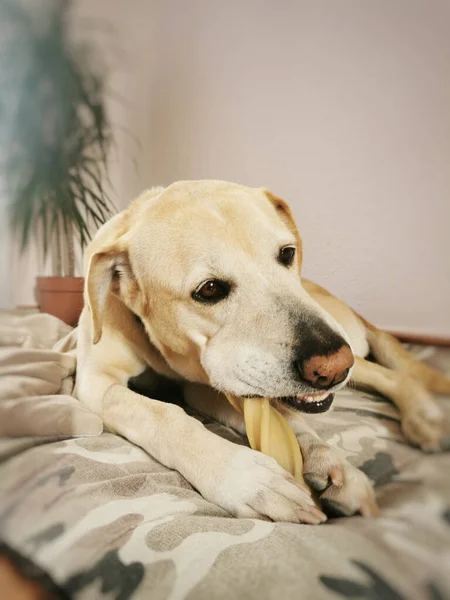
top-left (299, 392), bottom-right (328, 403)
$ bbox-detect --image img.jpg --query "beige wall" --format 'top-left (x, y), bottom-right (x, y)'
top-left (5, 0), bottom-right (450, 336)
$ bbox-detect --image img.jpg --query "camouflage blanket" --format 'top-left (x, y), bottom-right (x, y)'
top-left (0, 318), bottom-right (449, 599)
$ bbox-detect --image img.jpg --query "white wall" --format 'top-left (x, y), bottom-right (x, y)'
top-left (5, 0), bottom-right (450, 336)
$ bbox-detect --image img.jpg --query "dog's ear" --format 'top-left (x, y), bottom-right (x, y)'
top-left (85, 245), bottom-right (134, 344)
top-left (263, 189), bottom-right (303, 273)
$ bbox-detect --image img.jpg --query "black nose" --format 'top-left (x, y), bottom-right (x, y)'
top-left (294, 317), bottom-right (354, 389)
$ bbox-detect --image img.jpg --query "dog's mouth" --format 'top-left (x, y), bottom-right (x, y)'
top-left (280, 391), bottom-right (335, 414)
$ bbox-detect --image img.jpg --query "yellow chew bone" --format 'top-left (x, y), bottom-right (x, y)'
top-left (226, 394), bottom-right (305, 485)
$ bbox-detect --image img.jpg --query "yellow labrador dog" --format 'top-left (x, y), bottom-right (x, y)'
top-left (75, 180), bottom-right (450, 524)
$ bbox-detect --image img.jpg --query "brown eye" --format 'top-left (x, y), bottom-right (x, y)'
top-left (278, 245), bottom-right (296, 266)
top-left (192, 280), bottom-right (230, 303)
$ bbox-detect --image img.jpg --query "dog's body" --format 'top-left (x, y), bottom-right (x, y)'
top-left (75, 181), bottom-right (450, 523)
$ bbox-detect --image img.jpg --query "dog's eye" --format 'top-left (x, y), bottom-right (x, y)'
top-left (192, 280), bottom-right (230, 303)
top-left (278, 245), bottom-right (296, 266)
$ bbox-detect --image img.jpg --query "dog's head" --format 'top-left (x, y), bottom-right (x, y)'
top-left (85, 180), bottom-right (353, 413)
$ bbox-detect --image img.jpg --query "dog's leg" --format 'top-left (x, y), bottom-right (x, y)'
top-left (76, 374), bottom-right (325, 524)
top-left (351, 357), bottom-right (449, 452)
top-left (364, 326), bottom-right (450, 395)
top-left (285, 410), bottom-right (379, 517)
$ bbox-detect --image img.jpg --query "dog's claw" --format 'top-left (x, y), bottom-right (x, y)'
top-left (329, 465), bottom-right (344, 487)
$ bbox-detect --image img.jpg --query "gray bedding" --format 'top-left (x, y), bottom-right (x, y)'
top-left (0, 313), bottom-right (449, 599)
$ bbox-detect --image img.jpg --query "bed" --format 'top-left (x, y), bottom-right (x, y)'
top-left (0, 312), bottom-right (449, 600)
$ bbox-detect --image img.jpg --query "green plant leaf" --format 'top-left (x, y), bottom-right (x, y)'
top-left (0, 0), bottom-right (116, 267)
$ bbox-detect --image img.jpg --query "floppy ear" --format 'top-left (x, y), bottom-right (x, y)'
top-left (263, 189), bottom-right (303, 273)
top-left (85, 245), bottom-right (133, 344)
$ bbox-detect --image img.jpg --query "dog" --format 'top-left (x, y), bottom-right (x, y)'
top-left (75, 180), bottom-right (450, 524)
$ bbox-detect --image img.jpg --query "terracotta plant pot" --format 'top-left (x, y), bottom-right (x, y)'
top-left (36, 276), bottom-right (85, 327)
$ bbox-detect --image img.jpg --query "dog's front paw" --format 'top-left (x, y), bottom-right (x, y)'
top-left (214, 446), bottom-right (327, 524)
top-left (301, 442), bottom-right (379, 518)
top-left (401, 403), bottom-right (449, 453)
